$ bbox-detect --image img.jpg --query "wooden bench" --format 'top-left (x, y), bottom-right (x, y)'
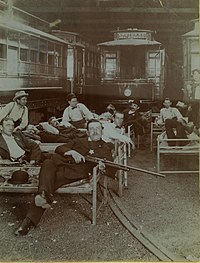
top-left (157, 134), bottom-right (199, 174)
top-left (0, 139), bottom-right (129, 223)
top-left (41, 141), bottom-right (129, 197)
top-left (0, 162), bottom-right (107, 225)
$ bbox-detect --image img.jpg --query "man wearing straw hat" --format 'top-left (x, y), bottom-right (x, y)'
top-left (0, 90), bottom-right (29, 131)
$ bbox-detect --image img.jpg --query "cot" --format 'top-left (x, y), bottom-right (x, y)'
top-left (0, 140), bottom-right (129, 224)
top-left (157, 133), bottom-right (199, 174)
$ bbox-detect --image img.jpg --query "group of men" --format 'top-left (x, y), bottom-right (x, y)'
top-left (0, 86), bottom-right (199, 236)
top-left (0, 91), bottom-right (134, 236)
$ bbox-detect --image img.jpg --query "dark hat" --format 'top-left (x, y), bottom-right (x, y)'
top-left (0, 176), bottom-right (5, 183)
top-left (163, 98), bottom-right (172, 106)
top-left (67, 93), bottom-right (77, 101)
top-left (8, 170), bottom-right (29, 184)
top-left (13, 91), bottom-right (29, 101)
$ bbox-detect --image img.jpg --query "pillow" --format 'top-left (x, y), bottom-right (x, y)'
top-left (39, 122), bottom-right (59, 135)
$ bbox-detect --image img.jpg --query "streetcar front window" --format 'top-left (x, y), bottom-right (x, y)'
top-left (104, 52), bottom-right (117, 79)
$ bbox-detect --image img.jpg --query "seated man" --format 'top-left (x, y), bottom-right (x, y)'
top-left (123, 100), bottom-right (148, 137)
top-left (102, 111), bottom-right (134, 146)
top-left (98, 104), bottom-right (116, 122)
top-left (0, 117), bottom-right (41, 164)
top-left (157, 98), bottom-right (187, 146)
top-left (61, 93), bottom-right (93, 129)
top-left (15, 119), bottom-right (115, 236)
top-left (0, 91), bottom-right (29, 132)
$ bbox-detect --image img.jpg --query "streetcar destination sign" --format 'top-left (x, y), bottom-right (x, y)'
top-left (114, 31), bottom-right (152, 41)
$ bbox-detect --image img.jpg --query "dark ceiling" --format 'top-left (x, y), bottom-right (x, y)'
top-left (13, 0), bottom-right (199, 60)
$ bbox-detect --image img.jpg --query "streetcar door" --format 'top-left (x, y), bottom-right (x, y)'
top-left (7, 46), bottom-right (18, 75)
top-left (146, 49), bottom-right (165, 99)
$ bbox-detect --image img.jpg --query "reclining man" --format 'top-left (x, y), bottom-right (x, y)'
top-left (15, 119), bottom-right (115, 236)
top-left (157, 98), bottom-right (187, 146)
top-left (23, 117), bottom-right (87, 143)
top-left (0, 117), bottom-right (41, 164)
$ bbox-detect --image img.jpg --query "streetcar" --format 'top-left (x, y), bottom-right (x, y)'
top-left (182, 19), bottom-right (200, 96)
top-left (51, 30), bottom-right (100, 97)
top-left (84, 28), bottom-right (166, 110)
top-left (0, 2), bottom-right (101, 123)
top-left (0, 1), bottom-right (71, 123)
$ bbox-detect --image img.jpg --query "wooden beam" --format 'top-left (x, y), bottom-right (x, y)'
top-left (19, 7), bottom-right (198, 14)
top-left (56, 18), bottom-right (195, 26)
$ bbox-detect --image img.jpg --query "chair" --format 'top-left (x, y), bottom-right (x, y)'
top-left (150, 122), bottom-right (164, 151)
top-left (150, 113), bottom-right (164, 151)
top-left (127, 124), bottom-right (139, 153)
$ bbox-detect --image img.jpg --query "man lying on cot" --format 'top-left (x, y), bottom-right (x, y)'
top-left (22, 117), bottom-right (87, 143)
top-left (15, 119), bottom-right (116, 236)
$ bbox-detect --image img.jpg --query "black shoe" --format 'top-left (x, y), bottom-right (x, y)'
top-left (15, 217), bottom-right (33, 236)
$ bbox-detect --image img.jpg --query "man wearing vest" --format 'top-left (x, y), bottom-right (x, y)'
top-left (0, 91), bottom-right (28, 131)
top-left (0, 117), bottom-right (41, 164)
top-left (61, 93), bottom-right (93, 129)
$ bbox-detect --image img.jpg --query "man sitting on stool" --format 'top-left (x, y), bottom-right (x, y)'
top-left (157, 98), bottom-right (187, 146)
top-left (15, 119), bottom-right (115, 236)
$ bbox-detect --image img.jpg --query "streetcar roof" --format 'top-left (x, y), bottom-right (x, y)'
top-left (98, 38), bottom-right (161, 46)
top-left (182, 29), bottom-right (199, 37)
top-left (0, 15), bottom-right (69, 45)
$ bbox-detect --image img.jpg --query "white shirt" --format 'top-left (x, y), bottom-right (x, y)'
top-left (61, 103), bottom-right (93, 126)
top-left (0, 102), bottom-right (28, 130)
top-left (102, 122), bottom-right (130, 144)
top-left (158, 107), bottom-right (183, 124)
top-left (194, 85), bottom-right (200, 100)
top-left (2, 134), bottom-right (25, 160)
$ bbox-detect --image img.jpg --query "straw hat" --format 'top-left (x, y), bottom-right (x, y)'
top-left (13, 91), bottom-right (29, 101)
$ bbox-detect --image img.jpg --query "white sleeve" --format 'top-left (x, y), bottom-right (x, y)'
top-left (61, 107), bottom-right (71, 126)
top-left (157, 109), bottom-right (164, 125)
top-left (174, 108), bottom-right (183, 120)
top-left (103, 123), bottom-right (128, 142)
top-left (79, 103), bottom-right (93, 120)
top-left (0, 102), bottom-right (14, 121)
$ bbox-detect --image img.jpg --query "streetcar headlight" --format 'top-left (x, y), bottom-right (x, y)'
top-left (124, 88), bottom-right (132, 97)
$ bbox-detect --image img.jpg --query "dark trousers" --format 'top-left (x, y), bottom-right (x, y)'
top-left (27, 155), bottom-right (88, 226)
top-left (123, 119), bottom-right (145, 136)
top-left (165, 118), bottom-right (187, 146)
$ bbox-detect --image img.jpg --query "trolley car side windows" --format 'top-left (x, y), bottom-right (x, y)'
top-left (190, 40), bottom-right (200, 71)
top-left (0, 44), bottom-right (7, 59)
top-left (39, 52), bottom-right (47, 65)
top-left (20, 48), bottom-right (28, 61)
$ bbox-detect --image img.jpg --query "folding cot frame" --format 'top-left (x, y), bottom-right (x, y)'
top-left (157, 136), bottom-right (199, 174)
top-left (0, 140), bottom-right (129, 224)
